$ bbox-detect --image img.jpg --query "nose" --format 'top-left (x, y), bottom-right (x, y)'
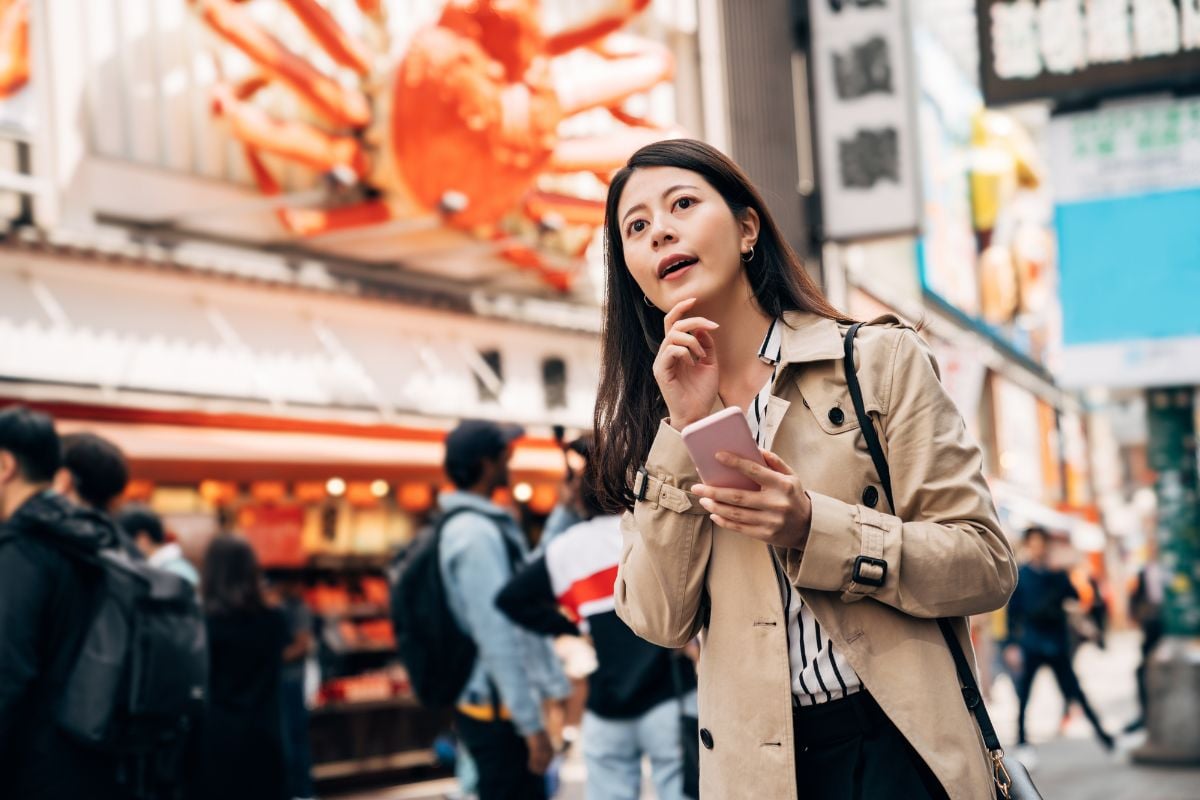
top-left (650, 214), bottom-right (676, 249)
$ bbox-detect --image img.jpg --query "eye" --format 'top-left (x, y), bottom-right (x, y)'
top-left (674, 196), bottom-right (696, 211)
top-left (627, 219), bottom-right (647, 235)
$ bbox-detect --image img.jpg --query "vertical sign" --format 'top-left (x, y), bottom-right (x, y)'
top-left (808, 0), bottom-right (921, 240)
top-left (1146, 387), bottom-right (1200, 636)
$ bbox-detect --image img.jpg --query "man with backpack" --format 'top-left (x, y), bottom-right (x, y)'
top-left (0, 406), bottom-right (208, 800)
top-left (397, 419), bottom-right (570, 800)
top-left (55, 430), bottom-right (143, 559)
top-left (0, 406), bottom-right (126, 798)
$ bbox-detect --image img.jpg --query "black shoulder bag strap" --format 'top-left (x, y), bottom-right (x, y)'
top-left (843, 323), bottom-right (1031, 800)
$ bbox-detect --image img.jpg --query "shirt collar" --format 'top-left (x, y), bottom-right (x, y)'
top-left (148, 542), bottom-right (183, 568)
top-left (757, 317), bottom-right (784, 366)
top-left (439, 489), bottom-right (508, 517)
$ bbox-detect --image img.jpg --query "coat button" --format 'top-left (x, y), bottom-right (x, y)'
top-left (862, 485), bottom-right (879, 508)
top-left (699, 728), bottom-right (714, 750)
top-left (828, 407), bottom-right (845, 426)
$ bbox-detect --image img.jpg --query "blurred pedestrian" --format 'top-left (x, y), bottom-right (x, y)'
top-left (1085, 571), bottom-right (1108, 650)
top-left (199, 535), bottom-right (290, 800)
top-left (118, 502), bottom-right (199, 585)
top-left (274, 576), bottom-right (317, 800)
top-left (497, 445), bottom-right (698, 800)
top-left (1005, 527), bottom-right (1114, 758)
top-left (537, 436), bottom-right (590, 553)
top-left (439, 420), bottom-right (571, 800)
top-left (1124, 538), bottom-right (1166, 733)
top-left (55, 431), bottom-right (142, 558)
top-left (0, 406), bottom-right (124, 799)
top-left (596, 139), bottom-right (1016, 798)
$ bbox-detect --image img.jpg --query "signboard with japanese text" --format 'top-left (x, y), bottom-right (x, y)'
top-left (1052, 96), bottom-right (1200, 388)
top-left (809, 0), bottom-right (922, 239)
top-left (978, 0), bottom-right (1200, 106)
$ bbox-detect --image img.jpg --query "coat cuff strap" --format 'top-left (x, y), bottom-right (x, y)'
top-left (632, 467), bottom-right (707, 515)
top-left (846, 506), bottom-right (889, 595)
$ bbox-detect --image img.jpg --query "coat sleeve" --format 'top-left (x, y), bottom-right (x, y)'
top-left (789, 329), bottom-right (1018, 618)
top-left (496, 557), bottom-right (580, 638)
top-left (613, 421), bottom-right (712, 649)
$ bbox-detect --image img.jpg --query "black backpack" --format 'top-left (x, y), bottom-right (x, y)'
top-left (390, 507), bottom-right (522, 707)
top-left (53, 542), bottom-right (208, 791)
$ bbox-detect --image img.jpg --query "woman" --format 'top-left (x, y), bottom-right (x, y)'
top-left (593, 139), bottom-right (1017, 800)
top-left (199, 535), bottom-right (290, 800)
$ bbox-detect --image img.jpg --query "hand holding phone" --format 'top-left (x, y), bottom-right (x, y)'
top-left (680, 407), bottom-right (766, 491)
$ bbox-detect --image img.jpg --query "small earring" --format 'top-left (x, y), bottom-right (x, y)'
top-left (643, 294), bottom-right (655, 307)
top-left (741, 245), bottom-right (755, 263)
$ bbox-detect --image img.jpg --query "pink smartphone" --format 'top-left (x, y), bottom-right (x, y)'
top-left (680, 406), bottom-right (766, 491)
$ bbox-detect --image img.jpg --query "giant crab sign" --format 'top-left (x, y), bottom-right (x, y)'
top-left (192, 0), bottom-right (679, 290)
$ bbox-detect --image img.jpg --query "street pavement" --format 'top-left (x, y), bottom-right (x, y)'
top-left (336, 631), bottom-right (1199, 799)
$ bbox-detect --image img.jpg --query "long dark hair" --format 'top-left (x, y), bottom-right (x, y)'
top-left (590, 139), bottom-right (848, 513)
top-left (202, 534), bottom-right (268, 616)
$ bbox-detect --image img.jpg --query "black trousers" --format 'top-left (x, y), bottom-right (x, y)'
top-left (1014, 646), bottom-right (1109, 746)
top-left (454, 712), bottom-right (546, 800)
top-left (793, 691), bottom-right (948, 800)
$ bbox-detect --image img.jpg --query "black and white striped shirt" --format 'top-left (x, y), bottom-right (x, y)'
top-left (750, 318), bottom-right (862, 706)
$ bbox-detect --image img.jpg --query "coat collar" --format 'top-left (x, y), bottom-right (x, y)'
top-left (778, 311), bottom-right (846, 366)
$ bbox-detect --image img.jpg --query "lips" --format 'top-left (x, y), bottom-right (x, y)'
top-left (657, 255), bottom-right (699, 279)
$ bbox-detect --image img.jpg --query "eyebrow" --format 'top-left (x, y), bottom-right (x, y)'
top-left (620, 184), bottom-right (701, 226)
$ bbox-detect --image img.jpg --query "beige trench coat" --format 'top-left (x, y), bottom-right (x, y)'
top-left (614, 312), bottom-right (1018, 800)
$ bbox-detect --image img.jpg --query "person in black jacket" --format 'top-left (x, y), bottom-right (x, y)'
top-left (199, 534), bottom-right (291, 800)
top-left (497, 453), bottom-right (697, 800)
top-left (0, 405), bottom-right (125, 799)
top-left (1005, 526), bottom-right (1113, 761)
top-left (54, 430), bottom-right (144, 559)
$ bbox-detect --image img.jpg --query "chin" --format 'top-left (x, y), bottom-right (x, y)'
top-left (661, 278), bottom-right (715, 308)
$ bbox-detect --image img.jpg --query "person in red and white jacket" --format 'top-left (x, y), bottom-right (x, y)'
top-left (497, 446), bottom-right (697, 800)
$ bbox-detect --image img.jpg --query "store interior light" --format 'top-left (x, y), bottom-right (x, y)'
top-left (370, 479), bottom-right (389, 498)
top-left (326, 477), bottom-right (347, 497)
top-left (512, 482), bottom-right (534, 503)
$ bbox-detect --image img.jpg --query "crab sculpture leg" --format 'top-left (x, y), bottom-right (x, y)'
top-left (194, 0), bottom-right (405, 236)
top-left (0, 0), bottom-right (29, 99)
top-left (195, 0), bottom-right (679, 289)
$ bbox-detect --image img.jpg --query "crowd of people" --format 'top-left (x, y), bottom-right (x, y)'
top-left (0, 403), bottom-right (700, 800)
top-left (0, 405), bottom-right (315, 800)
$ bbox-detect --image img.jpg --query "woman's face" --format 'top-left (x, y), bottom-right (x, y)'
top-left (616, 166), bottom-right (758, 312)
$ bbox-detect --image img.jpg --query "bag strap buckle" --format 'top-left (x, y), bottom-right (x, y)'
top-left (991, 750), bottom-right (1012, 799)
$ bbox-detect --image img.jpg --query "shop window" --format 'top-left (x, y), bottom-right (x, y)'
top-left (542, 357), bottom-right (567, 410)
top-left (475, 349), bottom-right (503, 403)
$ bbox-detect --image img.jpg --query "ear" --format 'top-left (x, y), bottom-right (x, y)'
top-left (52, 467), bottom-right (73, 495)
top-left (0, 451), bottom-right (16, 484)
top-left (738, 207), bottom-right (761, 254)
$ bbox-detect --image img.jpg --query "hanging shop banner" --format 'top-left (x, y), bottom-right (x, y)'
top-left (913, 27), bottom-right (1061, 367)
top-left (977, 0), bottom-right (1200, 106)
top-left (1051, 97), bottom-right (1200, 388)
top-left (808, 0), bottom-right (921, 239)
top-left (1049, 95), bottom-right (1200, 203)
top-left (992, 375), bottom-right (1046, 499)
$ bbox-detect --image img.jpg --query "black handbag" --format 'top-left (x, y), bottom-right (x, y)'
top-left (843, 323), bottom-right (1042, 800)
